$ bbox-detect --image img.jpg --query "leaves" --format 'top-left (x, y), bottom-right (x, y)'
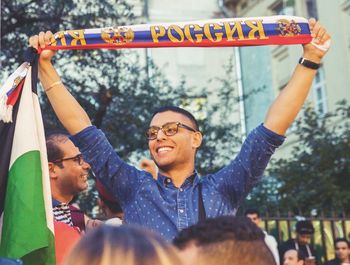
top-left (268, 101), bottom-right (350, 215)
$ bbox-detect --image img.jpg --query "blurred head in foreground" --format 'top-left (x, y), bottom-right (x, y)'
top-left (173, 216), bottom-right (276, 265)
top-left (63, 225), bottom-right (181, 265)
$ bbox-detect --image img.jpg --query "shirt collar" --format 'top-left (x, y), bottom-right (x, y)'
top-left (52, 197), bottom-right (72, 207)
top-left (158, 171), bottom-right (200, 187)
top-left (52, 197), bottom-right (61, 207)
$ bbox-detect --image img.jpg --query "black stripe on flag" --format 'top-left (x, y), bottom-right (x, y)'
top-left (23, 47), bottom-right (39, 95)
top-left (0, 89), bottom-right (22, 215)
top-left (0, 48), bottom-right (38, 215)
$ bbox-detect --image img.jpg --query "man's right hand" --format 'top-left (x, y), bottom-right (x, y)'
top-left (28, 31), bottom-right (56, 62)
top-left (27, 31), bottom-right (92, 135)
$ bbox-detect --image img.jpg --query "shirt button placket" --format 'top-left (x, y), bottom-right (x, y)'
top-left (177, 186), bottom-right (187, 230)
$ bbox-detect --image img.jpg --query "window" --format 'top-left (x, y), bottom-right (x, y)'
top-left (271, 1), bottom-right (284, 15)
top-left (306, 0), bottom-right (318, 19)
top-left (312, 66), bottom-right (327, 115)
top-left (270, 0), bottom-right (295, 15)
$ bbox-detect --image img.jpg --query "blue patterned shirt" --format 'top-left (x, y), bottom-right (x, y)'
top-left (70, 124), bottom-right (284, 240)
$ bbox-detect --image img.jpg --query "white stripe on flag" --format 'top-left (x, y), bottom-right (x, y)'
top-left (10, 69), bottom-right (54, 233)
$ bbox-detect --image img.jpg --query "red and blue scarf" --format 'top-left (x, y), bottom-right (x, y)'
top-left (1, 15), bottom-right (311, 122)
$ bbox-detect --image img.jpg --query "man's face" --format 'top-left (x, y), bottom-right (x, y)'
top-left (335, 241), bottom-right (350, 262)
top-left (284, 249), bottom-right (303, 265)
top-left (148, 111), bottom-right (201, 172)
top-left (297, 233), bottom-right (312, 245)
top-left (54, 139), bottom-right (90, 196)
top-left (246, 213), bottom-right (260, 226)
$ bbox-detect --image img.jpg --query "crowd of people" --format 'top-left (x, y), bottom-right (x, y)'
top-left (63, 217), bottom-right (349, 265)
top-left (2, 17), bottom-right (346, 265)
top-left (34, 132), bottom-right (350, 265)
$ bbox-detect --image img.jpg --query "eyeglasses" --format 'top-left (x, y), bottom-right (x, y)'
top-left (52, 154), bottom-right (84, 165)
top-left (146, 122), bottom-right (197, 140)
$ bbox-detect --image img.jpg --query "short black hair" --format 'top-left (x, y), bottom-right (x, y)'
top-left (334, 238), bottom-right (350, 248)
top-left (173, 216), bottom-right (264, 248)
top-left (296, 220), bottom-right (314, 235)
top-left (46, 132), bottom-right (70, 168)
top-left (244, 208), bottom-right (260, 218)
top-left (151, 106), bottom-right (199, 131)
top-left (173, 216), bottom-right (276, 265)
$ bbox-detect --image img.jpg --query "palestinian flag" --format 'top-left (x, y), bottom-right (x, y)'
top-left (0, 51), bottom-right (55, 264)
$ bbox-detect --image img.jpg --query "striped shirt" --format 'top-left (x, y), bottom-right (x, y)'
top-left (52, 199), bottom-right (73, 226)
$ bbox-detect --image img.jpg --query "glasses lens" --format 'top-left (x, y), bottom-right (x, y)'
top-left (65, 154), bottom-right (83, 165)
top-left (74, 154), bottom-right (83, 165)
top-left (163, 123), bottom-right (178, 136)
top-left (147, 127), bottom-right (159, 139)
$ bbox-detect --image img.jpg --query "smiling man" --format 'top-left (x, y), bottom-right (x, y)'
top-left (46, 133), bottom-right (91, 232)
top-left (30, 18), bottom-right (331, 240)
top-left (147, 107), bottom-right (202, 187)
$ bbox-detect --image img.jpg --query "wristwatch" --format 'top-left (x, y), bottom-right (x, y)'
top-left (299, 57), bottom-right (320, 70)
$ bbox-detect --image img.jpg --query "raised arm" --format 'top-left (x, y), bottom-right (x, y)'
top-left (29, 31), bottom-right (91, 135)
top-left (264, 19), bottom-right (331, 135)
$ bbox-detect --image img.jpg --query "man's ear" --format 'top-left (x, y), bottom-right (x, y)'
top-left (192, 131), bottom-right (203, 149)
top-left (48, 162), bottom-right (57, 179)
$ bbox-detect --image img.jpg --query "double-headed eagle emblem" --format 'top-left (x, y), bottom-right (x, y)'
top-left (101, 27), bottom-right (134, 45)
top-left (277, 19), bottom-right (301, 36)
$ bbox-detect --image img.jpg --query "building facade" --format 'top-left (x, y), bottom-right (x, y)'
top-left (141, 0), bottom-right (350, 159)
top-left (224, 0), bottom-right (350, 159)
top-left (143, 0), bottom-right (242, 125)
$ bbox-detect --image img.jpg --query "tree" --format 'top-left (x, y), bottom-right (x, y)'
top-left (1, 0), bottom-right (137, 71)
top-left (266, 101), bottom-right (350, 215)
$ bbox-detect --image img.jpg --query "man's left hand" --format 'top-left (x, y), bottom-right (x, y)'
top-left (303, 18), bottom-right (331, 63)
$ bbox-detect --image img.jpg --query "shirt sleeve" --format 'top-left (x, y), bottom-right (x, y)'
top-left (207, 123), bottom-right (285, 205)
top-left (70, 126), bottom-right (148, 207)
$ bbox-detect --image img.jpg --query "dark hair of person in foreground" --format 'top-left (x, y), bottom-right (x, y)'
top-left (173, 216), bottom-right (276, 265)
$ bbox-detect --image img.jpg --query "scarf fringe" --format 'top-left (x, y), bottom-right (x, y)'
top-left (0, 62), bottom-right (29, 123)
top-left (0, 96), bottom-right (13, 123)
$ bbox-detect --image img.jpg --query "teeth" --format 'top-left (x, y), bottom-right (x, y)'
top-left (158, 147), bottom-right (173, 153)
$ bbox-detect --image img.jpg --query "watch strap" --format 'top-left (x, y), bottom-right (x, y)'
top-left (299, 57), bottom-right (320, 70)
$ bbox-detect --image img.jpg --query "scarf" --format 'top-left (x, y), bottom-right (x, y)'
top-left (44, 15), bottom-right (311, 51)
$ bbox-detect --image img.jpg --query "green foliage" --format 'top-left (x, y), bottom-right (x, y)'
top-left (258, 101), bottom-right (350, 216)
top-left (1, 0), bottom-right (136, 71)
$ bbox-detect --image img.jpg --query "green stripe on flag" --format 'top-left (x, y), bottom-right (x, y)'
top-left (0, 150), bottom-right (55, 265)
